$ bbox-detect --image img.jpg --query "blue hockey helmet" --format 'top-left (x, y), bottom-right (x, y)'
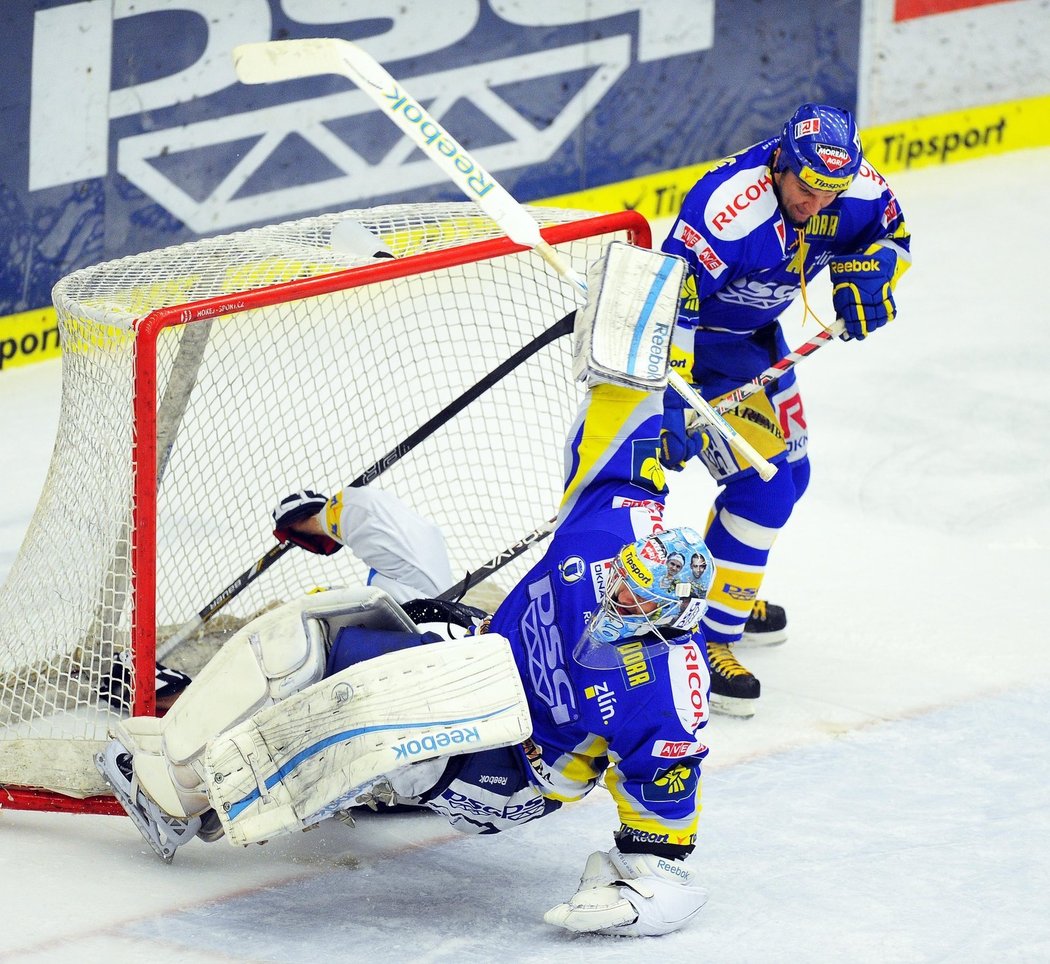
top-left (574, 526), bottom-right (714, 670)
top-left (776, 103), bottom-right (862, 193)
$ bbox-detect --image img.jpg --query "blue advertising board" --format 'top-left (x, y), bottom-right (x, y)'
top-left (0, 0), bottom-right (860, 352)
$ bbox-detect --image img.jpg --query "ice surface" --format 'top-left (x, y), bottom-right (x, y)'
top-left (1, 150), bottom-right (1048, 962)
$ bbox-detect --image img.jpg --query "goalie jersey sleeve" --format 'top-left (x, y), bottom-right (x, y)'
top-left (488, 383), bottom-right (710, 857)
top-left (320, 485), bottom-right (454, 602)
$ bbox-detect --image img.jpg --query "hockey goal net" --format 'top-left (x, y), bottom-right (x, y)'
top-left (0, 202), bottom-right (649, 813)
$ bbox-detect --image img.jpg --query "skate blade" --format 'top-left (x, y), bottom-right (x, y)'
top-left (737, 630), bottom-right (787, 648)
top-left (93, 751), bottom-right (178, 863)
top-left (709, 694), bottom-right (757, 719)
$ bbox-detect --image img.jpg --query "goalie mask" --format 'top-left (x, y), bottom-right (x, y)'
top-left (574, 527), bottom-right (714, 670)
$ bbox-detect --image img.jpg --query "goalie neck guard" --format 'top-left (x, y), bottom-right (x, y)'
top-left (776, 103), bottom-right (862, 193)
top-left (574, 527), bottom-right (714, 670)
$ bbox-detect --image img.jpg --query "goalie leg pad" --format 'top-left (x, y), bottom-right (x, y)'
top-left (573, 241), bottom-right (686, 390)
top-left (127, 588), bottom-right (401, 819)
top-left (203, 633), bottom-right (532, 847)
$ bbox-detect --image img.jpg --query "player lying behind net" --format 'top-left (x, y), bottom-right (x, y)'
top-left (96, 243), bottom-right (716, 937)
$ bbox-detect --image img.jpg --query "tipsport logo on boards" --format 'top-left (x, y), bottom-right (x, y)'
top-left (26, 2), bottom-right (716, 235)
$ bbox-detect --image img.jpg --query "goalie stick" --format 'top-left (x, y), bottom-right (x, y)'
top-left (157, 311), bottom-right (575, 660)
top-left (442, 320), bottom-right (848, 588)
top-left (231, 38), bottom-right (777, 482)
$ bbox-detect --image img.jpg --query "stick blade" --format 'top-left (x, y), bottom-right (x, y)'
top-left (233, 39), bottom-right (347, 84)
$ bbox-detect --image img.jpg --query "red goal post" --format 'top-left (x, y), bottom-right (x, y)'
top-left (0, 202), bottom-right (650, 815)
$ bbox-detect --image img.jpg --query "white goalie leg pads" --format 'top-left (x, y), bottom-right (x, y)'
top-left (544, 848), bottom-right (707, 937)
top-left (124, 588), bottom-right (406, 819)
top-left (572, 241), bottom-right (686, 390)
top-left (203, 633), bottom-right (532, 847)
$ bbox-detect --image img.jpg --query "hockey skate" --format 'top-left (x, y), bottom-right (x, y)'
top-left (706, 641), bottom-right (760, 718)
top-left (739, 600), bottom-right (787, 648)
top-left (94, 739), bottom-right (201, 862)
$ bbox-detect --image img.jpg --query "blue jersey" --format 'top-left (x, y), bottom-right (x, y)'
top-left (661, 137), bottom-right (911, 378)
top-left (486, 384), bottom-right (711, 855)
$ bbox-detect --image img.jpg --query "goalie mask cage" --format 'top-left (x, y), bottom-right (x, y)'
top-left (0, 202), bottom-right (650, 815)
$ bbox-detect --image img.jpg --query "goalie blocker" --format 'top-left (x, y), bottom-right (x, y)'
top-left (572, 241), bottom-right (685, 390)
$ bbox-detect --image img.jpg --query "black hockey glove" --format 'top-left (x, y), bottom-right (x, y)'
top-left (272, 489), bottom-right (343, 555)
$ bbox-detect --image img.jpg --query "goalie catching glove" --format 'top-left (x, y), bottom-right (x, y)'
top-left (545, 847), bottom-right (707, 937)
top-left (829, 242), bottom-right (909, 341)
top-left (273, 489), bottom-right (342, 555)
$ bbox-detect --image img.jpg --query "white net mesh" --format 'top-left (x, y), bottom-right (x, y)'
top-left (0, 202), bottom-right (643, 799)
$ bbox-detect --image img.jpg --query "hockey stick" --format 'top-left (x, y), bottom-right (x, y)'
top-left (231, 38), bottom-right (776, 482)
top-left (712, 320), bottom-right (845, 411)
top-left (157, 311), bottom-right (575, 660)
top-left (438, 516), bottom-right (558, 602)
top-left (444, 321), bottom-right (848, 589)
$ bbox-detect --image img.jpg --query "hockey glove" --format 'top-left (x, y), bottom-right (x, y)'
top-left (659, 396), bottom-right (708, 471)
top-left (272, 489), bottom-right (342, 555)
top-left (544, 848), bottom-right (707, 937)
top-left (829, 243), bottom-right (901, 340)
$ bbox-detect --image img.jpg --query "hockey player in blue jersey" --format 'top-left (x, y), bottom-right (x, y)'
top-left (96, 243), bottom-right (716, 937)
top-left (658, 102), bottom-right (912, 717)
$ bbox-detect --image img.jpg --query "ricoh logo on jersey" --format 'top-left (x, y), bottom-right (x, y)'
top-left (670, 640), bottom-right (710, 732)
top-left (705, 166), bottom-right (776, 240)
top-left (520, 572), bottom-right (578, 725)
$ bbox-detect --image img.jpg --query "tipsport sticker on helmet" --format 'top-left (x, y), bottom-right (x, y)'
top-left (619, 544), bottom-right (655, 588)
top-left (798, 165), bottom-right (853, 192)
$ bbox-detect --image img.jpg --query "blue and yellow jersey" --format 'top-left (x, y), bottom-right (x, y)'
top-left (488, 383), bottom-right (710, 855)
top-left (661, 137), bottom-right (911, 357)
